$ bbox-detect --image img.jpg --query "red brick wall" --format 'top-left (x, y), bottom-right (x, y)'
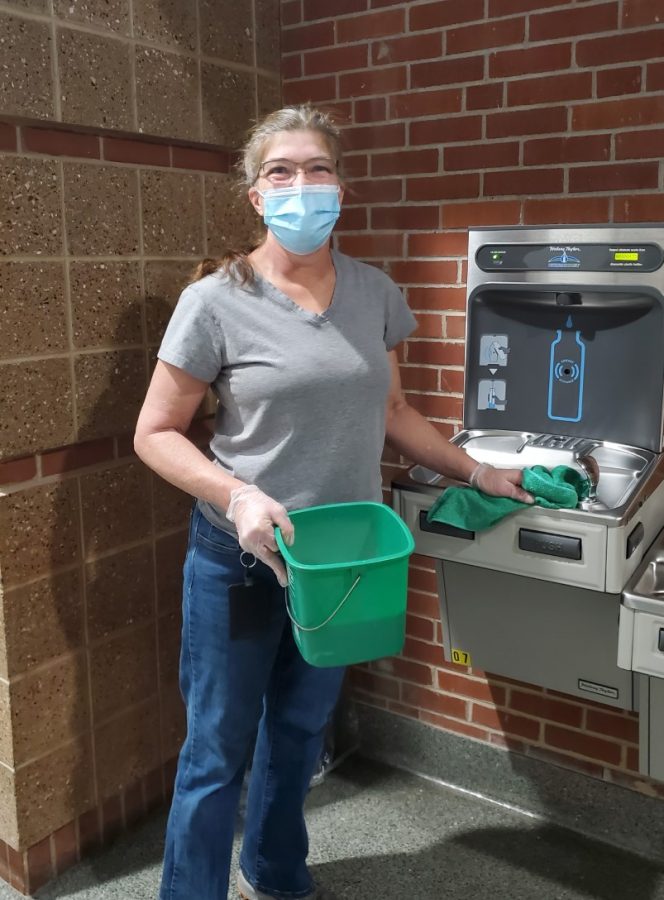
top-left (281, 0), bottom-right (664, 794)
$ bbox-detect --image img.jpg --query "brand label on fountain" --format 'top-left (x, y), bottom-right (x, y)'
top-left (476, 243), bottom-right (664, 272)
top-left (578, 679), bottom-right (619, 699)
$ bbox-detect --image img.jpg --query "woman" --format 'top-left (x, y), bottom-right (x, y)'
top-left (134, 105), bottom-right (531, 900)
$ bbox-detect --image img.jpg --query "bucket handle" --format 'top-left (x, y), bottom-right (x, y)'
top-left (284, 574), bottom-right (361, 633)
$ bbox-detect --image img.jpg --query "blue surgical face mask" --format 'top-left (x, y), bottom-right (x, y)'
top-left (259, 184), bottom-right (341, 255)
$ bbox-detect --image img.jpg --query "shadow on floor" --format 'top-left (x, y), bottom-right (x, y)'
top-left (312, 822), bottom-right (664, 900)
top-left (17, 756), bottom-right (664, 900)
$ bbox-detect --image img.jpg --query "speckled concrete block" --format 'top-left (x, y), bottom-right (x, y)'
top-left (74, 348), bottom-right (147, 441)
top-left (143, 260), bottom-right (193, 345)
top-left (0, 156), bottom-right (62, 257)
top-left (5, 0), bottom-right (49, 11)
top-left (0, 684), bottom-right (12, 768)
top-left (14, 735), bottom-right (95, 848)
top-left (132, 0), bottom-right (196, 52)
top-left (0, 262), bottom-right (68, 360)
top-left (152, 474), bottom-right (192, 533)
top-left (89, 623), bottom-right (157, 723)
top-left (141, 170), bottom-right (204, 257)
top-left (0, 570), bottom-right (84, 679)
top-left (58, 29), bottom-right (133, 130)
top-left (0, 766), bottom-right (18, 849)
top-left (199, 0), bottom-right (253, 65)
top-left (0, 482), bottom-right (80, 589)
top-left (79, 462), bottom-right (151, 556)
top-left (257, 74), bottom-right (282, 118)
top-left (9, 652), bottom-right (90, 767)
top-left (54, 0), bottom-right (129, 35)
top-left (0, 12), bottom-right (54, 119)
top-left (205, 172), bottom-right (261, 256)
top-left (69, 261), bottom-right (142, 350)
top-left (160, 680), bottom-right (186, 760)
top-left (256, 0), bottom-right (281, 72)
top-left (155, 529), bottom-right (188, 613)
top-left (201, 63), bottom-right (255, 147)
top-left (63, 163), bottom-right (139, 256)
top-left (135, 47), bottom-right (200, 142)
top-left (158, 609), bottom-right (182, 689)
top-left (0, 358), bottom-right (74, 458)
top-left (95, 700), bottom-right (161, 800)
top-left (85, 544), bottom-right (155, 641)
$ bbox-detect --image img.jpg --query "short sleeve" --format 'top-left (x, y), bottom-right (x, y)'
top-left (384, 280), bottom-right (417, 350)
top-left (157, 284), bottom-right (225, 383)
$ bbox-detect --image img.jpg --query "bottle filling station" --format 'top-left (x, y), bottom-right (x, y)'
top-left (392, 225), bottom-right (664, 780)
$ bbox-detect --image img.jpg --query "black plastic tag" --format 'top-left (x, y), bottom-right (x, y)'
top-left (228, 577), bottom-right (272, 639)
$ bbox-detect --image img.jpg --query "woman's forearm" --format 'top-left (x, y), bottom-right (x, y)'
top-left (134, 429), bottom-right (243, 511)
top-left (385, 401), bottom-right (477, 483)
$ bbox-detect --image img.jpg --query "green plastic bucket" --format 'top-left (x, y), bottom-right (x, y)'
top-left (275, 501), bottom-right (415, 668)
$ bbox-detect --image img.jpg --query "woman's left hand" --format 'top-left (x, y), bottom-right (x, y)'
top-left (471, 463), bottom-right (534, 503)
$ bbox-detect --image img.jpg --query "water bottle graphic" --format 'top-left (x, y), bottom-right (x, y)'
top-left (548, 316), bottom-right (585, 422)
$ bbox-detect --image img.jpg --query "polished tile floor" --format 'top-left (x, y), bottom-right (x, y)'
top-left (2, 756), bottom-right (663, 900)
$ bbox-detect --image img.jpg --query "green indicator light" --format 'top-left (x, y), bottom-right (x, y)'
top-left (614, 252), bottom-right (639, 261)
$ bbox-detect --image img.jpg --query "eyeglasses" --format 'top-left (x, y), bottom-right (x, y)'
top-left (256, 156), bottom-right (339, 186)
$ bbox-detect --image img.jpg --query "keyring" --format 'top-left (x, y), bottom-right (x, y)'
top-left (240, 551), bottom-right (257, 569)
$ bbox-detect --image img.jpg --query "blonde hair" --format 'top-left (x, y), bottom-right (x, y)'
top-left (191, 104), bottom-right (343, 286)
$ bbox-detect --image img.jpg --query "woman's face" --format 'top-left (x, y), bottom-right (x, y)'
top-left (248, 129), bottom-right (342, 215)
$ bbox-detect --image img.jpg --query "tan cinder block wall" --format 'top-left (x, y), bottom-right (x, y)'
top-left (0, 0), bottom-right (281, 889)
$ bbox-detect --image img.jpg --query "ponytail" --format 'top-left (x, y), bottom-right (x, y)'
top-left (189, 234), bottom-right (264, 287)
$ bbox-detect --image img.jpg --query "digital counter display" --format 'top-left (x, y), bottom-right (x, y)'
top-left (614, 252), bottom-right (639, 261)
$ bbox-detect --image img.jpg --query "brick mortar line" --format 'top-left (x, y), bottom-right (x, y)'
top-left (58, 157), bottom-right (78, 437)
top-left (0, 552), bottom-right (81, 589)
top-left (49, 10), bottom-right (61, 121)
top-left (194, 0), bottom-right (203, 149)
top-left (126, 0), bottom-right (138, 132)
top-left (6, 645), bottom-right (89, 689)
top-left (135, 143), bottom-right (165, 770)
top-left (85, 693), bottom-right (160, 736)
top-left (1, 347), bottom-right (148, 366)
top-left (0, 526), bottom-right (186, 594)
top-left (312, 115), bottom-right (664, 132)
top-left (294, 77), bottom-right (662, 96)
top-left (10, 695), bottom-right (159, 775)
top-left (8, 722), bottom-right (90, 779)
top-left (283, 7), bottom-right (660, 38)
top-left (471, 698), bottom-right (638, 743)
top-left (8, 628), bottom-right (161, 694)
top-left (523, 743), bottom-right (629, 772)
top-left (284, 26), bottom-right (658, 55)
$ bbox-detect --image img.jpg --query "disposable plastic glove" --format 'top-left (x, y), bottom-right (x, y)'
top-left (226, 484), bottom-right (294, 587)
top-left (469, 462), bottom-right (534, 504)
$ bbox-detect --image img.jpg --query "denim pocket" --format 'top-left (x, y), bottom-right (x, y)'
top-left (195, 526), bottom-right (241, 556)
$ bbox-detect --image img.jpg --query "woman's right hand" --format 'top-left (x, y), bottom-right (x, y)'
top-left (226, 484), bottom-right (294, 587)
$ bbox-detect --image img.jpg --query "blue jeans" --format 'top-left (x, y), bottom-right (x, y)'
top-left (160, 504), bottom-right (346, 900)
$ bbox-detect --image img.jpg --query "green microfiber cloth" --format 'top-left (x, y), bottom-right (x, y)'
top-left (426, 465), bottom-right (589, 532)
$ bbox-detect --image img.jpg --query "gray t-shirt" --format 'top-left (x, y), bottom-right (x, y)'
top-left (158, 249), bottom-right (417, 530)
